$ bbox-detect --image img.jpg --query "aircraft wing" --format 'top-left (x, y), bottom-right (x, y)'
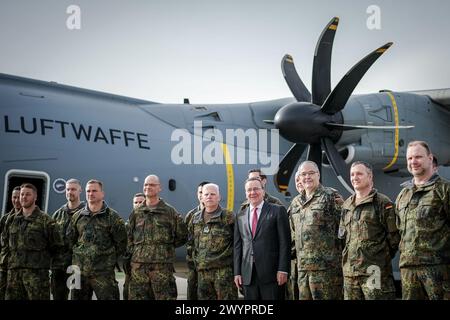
top-left (409, 88), bottom-right (450, 111)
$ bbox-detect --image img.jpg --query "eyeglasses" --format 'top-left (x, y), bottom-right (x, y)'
top-left (299, 171), bottom-right (317, 177)
top-left (144, 183), bottom-right (160, 187)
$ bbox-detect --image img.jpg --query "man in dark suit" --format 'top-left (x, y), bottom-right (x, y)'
top-left (234, 177), bottom-right (291, 300)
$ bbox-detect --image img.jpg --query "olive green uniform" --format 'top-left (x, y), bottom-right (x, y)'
top-left (185, 205), bottom-right (201, 300)
top-left (1, 207), bottom-right (62, 300)
top-left (189, 206), bottom-right (237, 300)
top-left (50, 202), bottom-right (84, 300)
top-left (0, 209), bottom-right (15, 299)
top-left (395, 174), bottom-right (450, 300)
top-left (339, 190), bottom-right (399, 300)
top-left (67, 202), bottom-right (127, 300)
top-left (127, 199), bottom-right (187, 300)
top-left (290, 185), bottom-right (343, 300)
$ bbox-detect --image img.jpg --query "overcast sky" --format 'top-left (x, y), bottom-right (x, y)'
top-left (1, 0), bottom-right (449, 104)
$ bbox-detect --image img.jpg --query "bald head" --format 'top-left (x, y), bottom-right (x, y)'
top-left (143, 174), bottom-right (162, 201)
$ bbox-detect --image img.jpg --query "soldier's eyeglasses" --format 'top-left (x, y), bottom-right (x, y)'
top-left (300, 171), bottom-right (317, 177)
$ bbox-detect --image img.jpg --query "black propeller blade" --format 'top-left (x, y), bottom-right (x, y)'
top-left (312, 17), bottom-right (339, 106)
top-left (306, 143), bottom-right (323, 178)
top-left (274, 17), bottom-right (392, 195)
top-left (274, 143), bottom-right (307, 193)
top-left (281, 54), bottom-right (311, 102)
top-left (321, 137), bottom-right (353, 193)
top-left (320, 42), bottom-right (392, 115)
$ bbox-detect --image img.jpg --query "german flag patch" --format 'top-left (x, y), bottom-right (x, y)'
top-left (385, 203), bottom-right (393, 210)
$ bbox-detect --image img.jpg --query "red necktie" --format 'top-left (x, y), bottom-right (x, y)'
top-left (252, 207), bottom-right (258, 238)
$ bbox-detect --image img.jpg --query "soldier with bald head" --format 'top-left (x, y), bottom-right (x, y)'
top-left (127, 175), bottom-right (188, 300)
top-left (396, 141), bottom-right (450, 300)
top-left (188, 183), bottom-right (236, 300)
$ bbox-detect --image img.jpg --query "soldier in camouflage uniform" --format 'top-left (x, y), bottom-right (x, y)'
top-left (239, 168), bottom-right (284, 212)
top-left (51, 178), bottom-right (85, 300)
top-left (286, 172), bottom-right (302, 300)
top-left (185, 181), bottom-right (210, 300)
top-left (395, 141), bottom-right (449, 300)
top-left (67, 179), bottom-right (127, 300)
top-left (123, 192), bottom-right (145, 300)
top-left (127, 175), bottom-right (188, 300)
top-left (0, 183), bottom-right (62, 300)
top-left (0, 186), bottom-right (22, 300)
top-left (290, 161), bottom-right (343, 300)
top-left (189, 183), bottom-right (237, 300)
top-left (339, 162), bottom-right (400, 300)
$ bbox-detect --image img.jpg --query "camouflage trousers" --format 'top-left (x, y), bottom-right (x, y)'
top-left (50, 268), bottom-right (70, 300)
top-left (6, 269), bottom-right (50, 300)
top-left (129, 262), bottom-right (177, 300)
top-left (187, 265), bottom-right (198, 300)
top-left (401, 265), bottom-right (450, 300)
top-left (0, 270), bottom-right (7, 300)
top-left (298, 269), bottom-right (343, 300)
top-left (197, 267), bottom-right (237, 300)
top-left (285, 259), bottom-right (299, 300)
top-left (70, 270), bottom-right (119, 300)
top-left (344, 274), bottom-right (396, 300)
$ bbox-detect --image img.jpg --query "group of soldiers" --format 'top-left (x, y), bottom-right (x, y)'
top-left (0, 140), bottom-right (448, 300)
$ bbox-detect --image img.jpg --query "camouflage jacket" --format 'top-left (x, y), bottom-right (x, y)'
top-left (239, 192), bottom-right (284, 212)
top-left (395, 174), bottom-right (450, 268)
top-left (0, 209), bottom-right (15, 271)
top-left (67, 202), bottom-right (127, 273)
top-left (288, 187), bottom-right (343, 261)
top-left (289, 185), bottom-right (342, 271)
top-left (339, 190), bottom-right (400, 277)
top-left (188, 206), bottom-right (234, 271)
top-left (1, 207), bottom-right (62, 270)
top-left (185, 205), bottom-right (201, 268)
top-left (51, 202), bottom-right (85, 270)
top-left (128, 198), bottom-right (188, 264)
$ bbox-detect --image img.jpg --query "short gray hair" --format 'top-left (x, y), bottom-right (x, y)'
top-left (202, 183), bottom-right (220, 195)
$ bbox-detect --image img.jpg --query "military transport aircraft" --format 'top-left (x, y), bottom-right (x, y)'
top-left (1, 16), bottom-right (449, 223)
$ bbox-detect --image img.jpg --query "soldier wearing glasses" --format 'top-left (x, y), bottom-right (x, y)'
top-left (290, 161), bottom-right (343, 300)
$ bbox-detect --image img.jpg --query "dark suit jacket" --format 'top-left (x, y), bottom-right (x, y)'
top-left (233, 201), bottom-right (290, 285)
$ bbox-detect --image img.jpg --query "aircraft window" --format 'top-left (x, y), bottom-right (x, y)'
top-left (2, 169), bottom-right (50, 213)
top-left (368, 105), bottom-right (392, 122)
top-left (168, 179), bottom-right (176, 191)
top-left (195, 112), bottom-right (222, 122)
top-left (193, 106), bottom-right (208, 111)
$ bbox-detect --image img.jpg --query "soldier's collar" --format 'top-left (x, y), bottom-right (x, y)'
top-left (203, 206), bottom-right (223, 220)
top-left (413, 173), bottom-right (440, 190)
top-left (302, 185), bottom-right (324, 203)
top-left (353, 189), bottom-right (377, 206)
top-left (80, 201), bottom-right (108, 216)
top-left (19, 206), bottom-right (41, 220)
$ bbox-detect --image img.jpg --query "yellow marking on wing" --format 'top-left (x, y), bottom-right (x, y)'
top-left (383, 92), bottom-right (400, 170)
top-left (221, 143), bottom-right (234, 211)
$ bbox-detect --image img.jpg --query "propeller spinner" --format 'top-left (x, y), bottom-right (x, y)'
top-left (274, 17), bottom-right (392, 194)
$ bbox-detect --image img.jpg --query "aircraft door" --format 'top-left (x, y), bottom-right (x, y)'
top-left (2, 170), bottom-right (50, 214)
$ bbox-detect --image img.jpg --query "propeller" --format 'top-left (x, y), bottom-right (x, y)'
top-left (274, 17), bottom-right (393, 194)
